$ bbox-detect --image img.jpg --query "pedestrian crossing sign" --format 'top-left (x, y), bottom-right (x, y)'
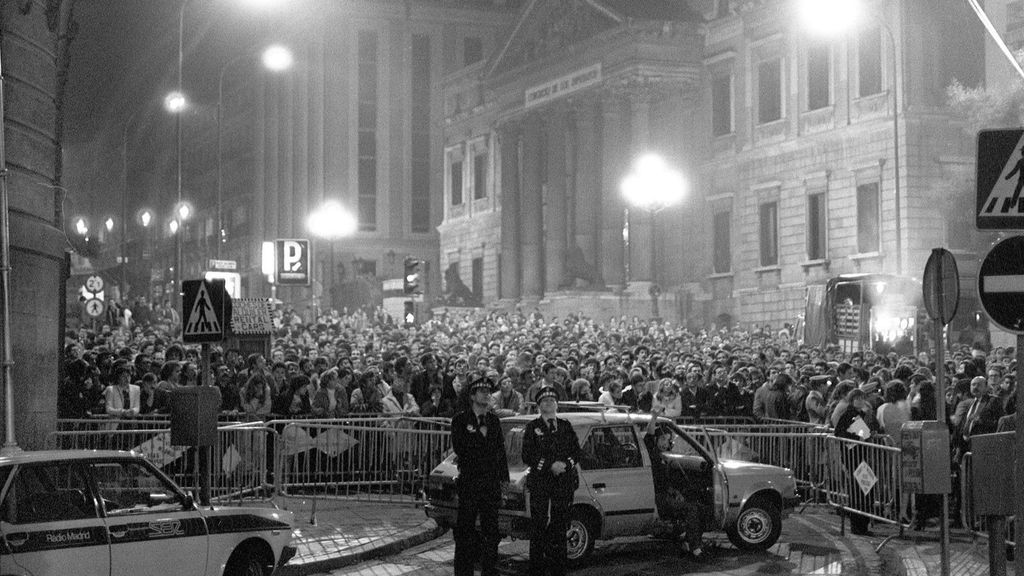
top-left (182, 279), bottom-right (227, 343)
top-left (977, 128), bottom-right (1024, 229)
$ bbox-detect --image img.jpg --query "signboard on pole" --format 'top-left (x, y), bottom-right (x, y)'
top-left (922, 248), bottom-right (960, 325)
top-left (977, 129), bottom-right (1024, 229)
top-left (275, 239), bottom-right (311, 286)
top-left (182, 279), bottom-right (227, 343)
top-left (978, 235), bottom-right (1024, 334)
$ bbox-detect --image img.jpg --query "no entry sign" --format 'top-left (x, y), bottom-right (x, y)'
top-left (978, 235), bottom-right (1024, 334)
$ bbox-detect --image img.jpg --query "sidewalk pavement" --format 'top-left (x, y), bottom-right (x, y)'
top-left (271, 498), bottom-right (1011, 576)
top-left (875, 521), bottom-right (1013, 576)
top-left (275, 497), bottom-right (443, 576)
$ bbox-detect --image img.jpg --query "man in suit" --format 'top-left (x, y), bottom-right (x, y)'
top-left (954, 376), bottom-right (1005, 459)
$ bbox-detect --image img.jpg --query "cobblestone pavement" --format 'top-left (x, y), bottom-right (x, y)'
top-left (302, 508), bottom-right (882, 576)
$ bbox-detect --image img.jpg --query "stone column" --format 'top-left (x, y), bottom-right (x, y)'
top-left (520, 115), bottom-right (544, 299)
top-left (627, 82), bottom-right (653, 282)
top-left (574, 97), bottom-right (601, 282)
top-left (600, 93), bottom-right (625, 288)
top-left (499, 123), bottom-right (521, 300)
top-left (544, 108), bottom-right (567, 292)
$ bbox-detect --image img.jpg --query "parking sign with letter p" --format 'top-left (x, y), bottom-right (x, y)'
top-left (275, 239), bottom-right (311, 285)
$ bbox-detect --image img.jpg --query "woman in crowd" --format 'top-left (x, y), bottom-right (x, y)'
top-left (312, 367), bottom-right (350, 418)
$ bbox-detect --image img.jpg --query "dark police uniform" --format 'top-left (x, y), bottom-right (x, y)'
top-left (521, 388), bottom-right (582, 576)
top-left (450, 379), bottom-right (509, 576)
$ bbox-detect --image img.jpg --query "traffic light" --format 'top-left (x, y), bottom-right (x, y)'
top-left (404, 301), bottom-right (416, 325)
top-left (404, 257), bottom-right (421, 294)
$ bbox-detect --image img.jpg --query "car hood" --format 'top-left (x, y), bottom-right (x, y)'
top-left (720, 458), bottom-right (793, 479)
top-left (431, 456), bottom-right (530, 484)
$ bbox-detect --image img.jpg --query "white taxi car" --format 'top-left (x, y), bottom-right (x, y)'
top-left (0, 450), bottom-right (295, 576)
top-left (425, 412), bottom-right (799, 564)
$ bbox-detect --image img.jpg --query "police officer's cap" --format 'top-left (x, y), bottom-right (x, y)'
top-left (536, 386), bottom-right (559, 403)
top-left (469, 376), bottom-right (494, 394)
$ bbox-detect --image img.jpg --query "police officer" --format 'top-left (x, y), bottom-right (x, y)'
top-left (451, 375), bottom-right (509, 576)
top-left (522, 386), bottom-right (581, 576)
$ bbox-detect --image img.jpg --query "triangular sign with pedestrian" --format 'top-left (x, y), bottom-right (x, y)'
top-left (185, 282), bottom-right (221, 336)
top-left (979, 130), bottom-right (1024, 217)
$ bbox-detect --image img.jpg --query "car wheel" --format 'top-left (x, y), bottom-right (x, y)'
top-left (224, 547), bottom-right (268, 576)
top-left (565, 508), bottom-right (597, 566)
top-left (726, 495), bottom-right (782, 551)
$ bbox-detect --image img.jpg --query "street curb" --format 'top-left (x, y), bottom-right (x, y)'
top-left (277, 519), bottom-right (448, 576)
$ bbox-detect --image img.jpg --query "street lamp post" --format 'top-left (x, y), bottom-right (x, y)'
top-left (217, 45), bottom-right (293, 259)
top-left (620, 154), bottom-right (686, 319)
top-left (307, 201), bottom-right (357, 319)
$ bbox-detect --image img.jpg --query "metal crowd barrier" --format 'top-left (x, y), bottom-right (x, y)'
top-left (960, 451), bottom-right (1016, 548)
top-left (46, 424), bottom-right (280, 505)
top-left (822, 435), bottom-right (906, 532)
top-left (686, 426), bottom-right (831, 498)
top-left (277, 417), bottom-right (453, 504)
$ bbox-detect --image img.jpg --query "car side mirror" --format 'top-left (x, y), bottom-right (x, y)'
top-left (182, 493), bottom-right (195, 510)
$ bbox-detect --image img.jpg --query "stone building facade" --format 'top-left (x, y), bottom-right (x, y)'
top-left (204, 0), bottom-right (518, 311)
top-left (441, 0), bottom-right (986, 327)
top-left (3, 0), bottom-right (76, 448)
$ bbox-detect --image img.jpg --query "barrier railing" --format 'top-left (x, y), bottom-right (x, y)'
top-left (46, 424), bottom-right (280, 505)
top-left (685, 427), bottom-right (831, 497)
top-left (960, 451), bottom-right (1016, 548)
top-left (278, 418), bottom-right (452, 504)
top-left (823, 435), bottom-right (905, 531)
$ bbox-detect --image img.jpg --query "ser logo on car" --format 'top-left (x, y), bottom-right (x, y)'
top-left (148, 520), bottom-right (185, 537)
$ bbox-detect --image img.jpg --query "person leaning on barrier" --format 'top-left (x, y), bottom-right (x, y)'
top-left (833, 388), bottom-right (879, 536)
top-left (103, 363), bottom-right (140, 418)
top-left (450, 375), bottom-right (509, 576)
top-left (522, 386), bottom-right (581, 576)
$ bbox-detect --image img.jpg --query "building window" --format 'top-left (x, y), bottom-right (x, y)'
top-left (858, 25), bottom-right (883, 97)
top-left (464, 37), bottom-right (483, 66)
top-left (354, 259), bottom-right (377, 278)
top-left (759, 201), bottom-right (779, 266)
top-left (450, 159), bottom-right (463, 206)
top-left (758, 58), bottom-right (783, 124)
top-left (856, 182), bottom-right (880, 253)
top-left (357, 30), bottom-right (379, 231)
top-left (473, 152), bottom-right (487, 200)
top-left (807, 192), bottom-right (827, 260)
top-left (716, 0), bottom-right (730, 18)
top-left (711, 74), bottom-right (732, 137)
top-left (807, 43), bottom-right (831, 111)
top-left (713, 211), bottom-right (731, 273)
top-left (471, 257), bottom-right (483, 299)
top-left (411, 34), bottom-right (432, 233)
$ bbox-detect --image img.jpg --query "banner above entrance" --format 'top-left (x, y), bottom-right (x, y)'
top-left (524, 63), bottom-right (602, 109)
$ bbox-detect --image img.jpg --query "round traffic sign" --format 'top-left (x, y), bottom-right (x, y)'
top-left (85, 275), bottom-right (104, 292)
top-left (922, 248), bottom-right (959, 325)
top-left (84, 298), bottom-right (105, 318)
top-left (978, 235), bottom-right (1024, 334)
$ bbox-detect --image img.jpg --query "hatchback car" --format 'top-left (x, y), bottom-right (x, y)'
top-left (425, 412), bottom-right (799, 563)
top-left (0, 450), bottom-right (295, 576)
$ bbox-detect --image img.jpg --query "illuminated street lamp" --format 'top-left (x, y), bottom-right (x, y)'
top-left (798, 0), bottom-right (902, 275)
top-left (217, 44), bottom-right (293, 258)
top-left (307, 201), bottom-right (357, 317)
top-left (74, 218), bottom-right (88, 236)
top-left (169, 219), bottom-right (179, 235)
top-left (140, 210), bottom-right (152, 228)
top-left (621, 153), bottom-right (686, 318)
top-left (105, 217), bottom-right (114, 233)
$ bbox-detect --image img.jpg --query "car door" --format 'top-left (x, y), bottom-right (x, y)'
top-left (0, 461), bottom-right (110, 576)
top-left (578, 425), bottom-right (656, 538)
top-left (91, 459), bottom-right (209, 576)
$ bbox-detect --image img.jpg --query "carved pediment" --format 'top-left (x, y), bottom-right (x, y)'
top-left (487, 0), bottom-right (620, 77)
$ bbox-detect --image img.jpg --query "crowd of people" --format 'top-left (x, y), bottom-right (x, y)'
top-left (61, 302), bottom-right (1015, 534)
